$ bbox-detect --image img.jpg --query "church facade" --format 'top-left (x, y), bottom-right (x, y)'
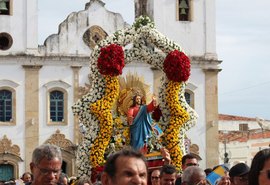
top-left (0, 0), bottom-right (221, 180)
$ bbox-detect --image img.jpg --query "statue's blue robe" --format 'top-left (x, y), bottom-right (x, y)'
top-left (130, 105), bottom-right (152, 150)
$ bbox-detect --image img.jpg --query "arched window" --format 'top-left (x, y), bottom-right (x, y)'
top-left (177, 0), bottom-right (193, 21)
top-left (50, 90), bottom-right (64, 122)
top-left (184, 92), bottom-right (191, 105)
top-left (0, 164), bottom-right (14, 181)
top-left (185, 90), bottom-right (195, 108)
top-left (44, 81), bottom-right (70, 125)
top-left (0, 90), bottom-right (12, 122)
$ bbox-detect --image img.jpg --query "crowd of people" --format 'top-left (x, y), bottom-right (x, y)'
top-left (1, 144), bottom-right (270, 185)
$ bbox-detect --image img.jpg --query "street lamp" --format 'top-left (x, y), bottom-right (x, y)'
top-left (223, 131), bottom-right (229, 164)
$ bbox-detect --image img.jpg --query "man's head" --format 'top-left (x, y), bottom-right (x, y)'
top-left (30, 144), bottom-right (62, 185)
top-left (160, 164), bottom-right (177, 185)
top-left (59, 173), bottom-right (69, 185)
top-left (101, 148), bottom-right (148, 185)
top-left (182, 166), bottom-right (206, 185)
top-left (21, 172), bottom-right (32, 183)
top-left (151, 169), bottom-right (161, 185)
top-left (229, 163), bottom-right (249, 185)
top-left (181, 153), bottom-right (199, 170)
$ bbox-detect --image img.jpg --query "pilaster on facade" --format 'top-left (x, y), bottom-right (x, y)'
top-left (204, 68), bottom-right (220, 168)
top-left (0, 135), bottom-right (23, 179)
top-left (22, 65), bottom-right (42, 172)
top-left (71, 66), bottom-right (82, 145)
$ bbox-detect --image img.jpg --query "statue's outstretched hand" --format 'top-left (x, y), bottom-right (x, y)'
top-left (152, 94), bottom-right (157, 107)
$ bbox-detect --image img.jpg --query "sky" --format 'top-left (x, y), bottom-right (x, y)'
top-left (38, 0), bottom-right (270, 120)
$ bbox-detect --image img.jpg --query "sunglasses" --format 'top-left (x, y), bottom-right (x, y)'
top-left (186, 163), bottom-right (199, 167)
top-left (151, 176), bottom-right (160, 180)
top-left (35, 165), bottom-right (62, 176)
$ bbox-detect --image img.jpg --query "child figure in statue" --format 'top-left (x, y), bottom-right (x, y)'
top-left (127, 94), bottom-right (157, 151)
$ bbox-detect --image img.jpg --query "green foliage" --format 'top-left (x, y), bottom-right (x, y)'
top-left (133, 15), bottom-right (155, 31)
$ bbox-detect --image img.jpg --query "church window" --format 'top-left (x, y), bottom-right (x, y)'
top-left (50, 90), bottom-right (64, 122)
top-left (47, 87), bottom-right (68, 125)
top-left (177, 0), bottom-right (192, 21)
top-left (185, 90), bottom-right (195, 108)
top-left (0, 90), bottom-right (12, 122)
top-left (0, 0), bottom-right (12, 16)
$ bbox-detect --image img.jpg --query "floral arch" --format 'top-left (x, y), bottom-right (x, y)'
top-left (72, 16), bottom-right (198, 176)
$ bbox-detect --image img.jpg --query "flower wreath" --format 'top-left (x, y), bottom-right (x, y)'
top-left (72, 16), bottom-right (198, 175)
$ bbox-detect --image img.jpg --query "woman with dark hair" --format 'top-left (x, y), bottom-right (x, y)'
top-left (248, 148), bottom-right (270, 185)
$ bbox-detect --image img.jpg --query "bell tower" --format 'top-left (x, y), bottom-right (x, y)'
top-left (0, 0), bottom-right (38, 54)
top-left (135, 0), bottom-right (220, 168)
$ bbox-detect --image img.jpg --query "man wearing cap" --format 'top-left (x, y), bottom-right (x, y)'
top-left (229, 163), bottom-right (250, 185)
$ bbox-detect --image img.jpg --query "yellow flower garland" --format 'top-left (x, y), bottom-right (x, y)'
top-left (164, 81), bottom-right (190, 171)
top-left (90, 76), bottom-right (119, 167)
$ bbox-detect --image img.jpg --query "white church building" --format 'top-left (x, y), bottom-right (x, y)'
top-left (0, 0), bottom-right (221, 180)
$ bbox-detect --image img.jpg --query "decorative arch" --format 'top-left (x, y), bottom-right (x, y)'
top-left (0, 79), bottom-right (19, 88)
top-left (0, 135), bottom-right (23, 180)
top-left (43, 80), bottom-right (71, 90)
top-left (44, 129), bottom-right (77, 176)
top-left (72, 16), bottom-right (198, 175)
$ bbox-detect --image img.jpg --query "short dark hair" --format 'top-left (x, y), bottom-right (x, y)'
top-left (248, 148), bottom-right (270, 185)
top-left (204, 168), bottom-right (213, 176)
top-left (181, 153), bottom-right (198, 165)
top-left (103, 147), bottom-right (147, 177)
top-left (21, 172), bottom-right (32, 179)
top-left (160, 164), bottom-right (177, 176)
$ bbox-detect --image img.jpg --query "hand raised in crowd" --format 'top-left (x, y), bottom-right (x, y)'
top-left (160, 147), bottom-right (171, 165)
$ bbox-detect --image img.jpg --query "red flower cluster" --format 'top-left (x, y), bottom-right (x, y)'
top-left (97, 44), bottom-right (125, 76)
top-left (163, 50), bottom-right (190, 82)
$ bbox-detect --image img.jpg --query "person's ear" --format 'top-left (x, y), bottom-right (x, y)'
top-left (101, 172), bottom-right (112, 185)
top-left (29, 162), bottom-right (35, 173)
